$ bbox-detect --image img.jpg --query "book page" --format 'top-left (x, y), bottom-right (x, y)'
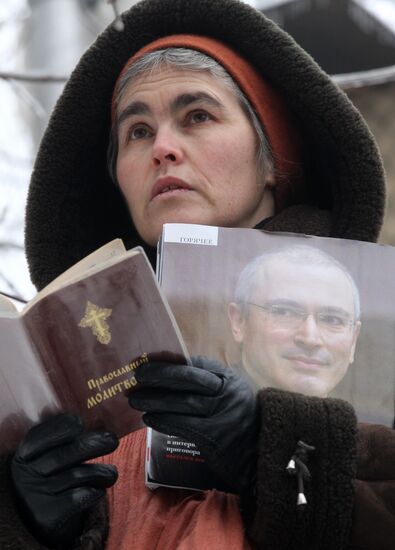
top-left (24, 239), bottom-right (128, 313)
top-left (0, 317), bottom-right (61, 453)
top-left (0, 293), bottom-right (18, 314)
top-left (160, 223), bottom-right (395, 428)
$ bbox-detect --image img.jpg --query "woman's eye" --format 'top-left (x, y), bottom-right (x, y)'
top-left (188, 111), bottom-right (211, 124)
top-left (128, 125), bottom-right (152, 141)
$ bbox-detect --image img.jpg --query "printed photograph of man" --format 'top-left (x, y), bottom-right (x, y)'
top-left (228, 246), bottom-right (361, 398)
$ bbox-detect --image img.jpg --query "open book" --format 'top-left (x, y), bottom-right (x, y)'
top-left (0, 240), bottom-right (189, 454)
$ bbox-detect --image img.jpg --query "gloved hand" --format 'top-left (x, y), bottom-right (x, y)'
top-left (11, 414), bottom-right (119, 549)
top-left (129, 356), bottom-right (259, 493)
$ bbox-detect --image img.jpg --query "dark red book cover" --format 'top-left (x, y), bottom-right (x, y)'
top-left (0, 249), bottom-right (188, 452)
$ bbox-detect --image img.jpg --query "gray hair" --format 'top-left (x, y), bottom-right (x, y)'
top-left (108, 48), bottom-right (274, 184)
top-left (234, 245), bottom-right (361, 320)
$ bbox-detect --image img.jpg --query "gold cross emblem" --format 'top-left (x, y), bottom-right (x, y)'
top-left (79, 301), bottom-right (112, 345)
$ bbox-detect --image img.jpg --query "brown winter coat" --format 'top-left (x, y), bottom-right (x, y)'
top-left (1, 0), bottom-right (393, 548)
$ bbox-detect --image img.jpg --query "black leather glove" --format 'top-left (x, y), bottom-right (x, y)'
top-left (11, 414), bottom-right (119, 549)
top-left (129, 356), bottom-right (259, 493)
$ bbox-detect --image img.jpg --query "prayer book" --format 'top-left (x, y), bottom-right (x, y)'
top-left (0, 240), bottom-right (188, 453)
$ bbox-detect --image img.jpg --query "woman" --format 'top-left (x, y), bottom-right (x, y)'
top-left (2, 0), bottom-right (394, 548)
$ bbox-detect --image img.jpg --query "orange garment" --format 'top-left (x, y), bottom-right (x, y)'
top-left (94, 428), bottom-right (253, 550)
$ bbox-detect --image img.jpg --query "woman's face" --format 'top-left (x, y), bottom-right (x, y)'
top-left (115, 67), bottom-right (275, 246)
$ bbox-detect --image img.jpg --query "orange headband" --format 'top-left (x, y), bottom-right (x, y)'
top-left (112, 35), bottom-right (305, 211)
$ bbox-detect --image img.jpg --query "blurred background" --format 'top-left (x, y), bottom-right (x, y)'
top-left (1, 0), bottom-right (394, 303)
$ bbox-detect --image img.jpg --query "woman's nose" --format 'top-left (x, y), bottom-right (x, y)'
top-left (152, 127), bottom-right (184, 167)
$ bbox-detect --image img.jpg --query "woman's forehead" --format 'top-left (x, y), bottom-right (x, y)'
top-left (117, 66), bottom-right (237, 111)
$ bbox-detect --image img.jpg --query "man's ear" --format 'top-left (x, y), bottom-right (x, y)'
top-left (228, 302), bottom-right (246, 344)
top-left (349, 320), bottom-right (361, 364)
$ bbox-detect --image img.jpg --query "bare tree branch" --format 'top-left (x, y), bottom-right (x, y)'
top-left (8, 79), bottom-right (47, 119)
top-left (0, 288), bottom-right (27, 304)
top-left (0, 70), bottom-right (68, 83)
top-left (0, 242), bottom-right (24, 251)
top-left (0, 272), bottom-right (27, 303)
top-left (107, 0), bottom-right (124, 31)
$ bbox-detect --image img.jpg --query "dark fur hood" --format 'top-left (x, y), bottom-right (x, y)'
top-left (25, 0), bottom-right (386, 290)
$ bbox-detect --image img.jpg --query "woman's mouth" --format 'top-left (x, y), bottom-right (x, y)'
top-left (151, 177), bottom-right (193, 200)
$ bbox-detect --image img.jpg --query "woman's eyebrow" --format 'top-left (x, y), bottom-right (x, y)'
top-left (117, 101), bottom-right (150, 127)
top-left (171, 91), bottom-right (225, 112)
top-left (118, 91), bottom-right (224, 127)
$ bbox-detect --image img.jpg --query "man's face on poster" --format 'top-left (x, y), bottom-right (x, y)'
top-left (228, 258), bottom-right (361, 397)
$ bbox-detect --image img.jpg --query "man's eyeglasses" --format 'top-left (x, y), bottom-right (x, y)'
top-left (246, 301), bottom-right (356, 334)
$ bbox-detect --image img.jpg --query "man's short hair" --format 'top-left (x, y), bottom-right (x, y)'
top-left (234, 245), bottom-right (361, 320)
